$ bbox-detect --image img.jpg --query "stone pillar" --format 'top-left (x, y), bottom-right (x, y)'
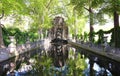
top-left (103, 36), bottom-right (109, 51)
top-left (8, 36), bottom-right (18, 56)
top-left (26, 38), bottom-right (30, 50)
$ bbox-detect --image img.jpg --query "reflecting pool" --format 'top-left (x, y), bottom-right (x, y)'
top-left (6, 46), bottom-right (120, 76)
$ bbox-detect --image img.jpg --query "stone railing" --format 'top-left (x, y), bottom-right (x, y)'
top-left (68, 40), bottom-right (120, 62)
top-left (0, 40), bottom-right (44, 62)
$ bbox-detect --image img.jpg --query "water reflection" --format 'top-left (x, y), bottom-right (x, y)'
top-left (83, 58), bottom-right (112, 76)
top-left (48, 39), bottom-right (68, 76)
top-left (6, 44), bottom-right (120, 76)
top-left (76, 47), bottom-right (120, 76)
top-left (52, 45), bottom-right (68, 66)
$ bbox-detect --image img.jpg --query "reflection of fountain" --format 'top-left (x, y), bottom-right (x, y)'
top-left (50, 38), bottom-right (68, 67)
top-left (49, 39), bottom-right (68, 75)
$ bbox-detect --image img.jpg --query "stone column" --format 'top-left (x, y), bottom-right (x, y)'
top-left (8, 36), bottom-right (18, 56)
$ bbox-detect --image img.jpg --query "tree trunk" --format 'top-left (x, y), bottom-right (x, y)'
top-left (0, 10), bottom-right (5, 48)
top-left (113, 11), bottom-right (119, 48)
top-left (0, 25), bottom-right (5, 48)
top-left (89, 7), bottom-right (94, 42)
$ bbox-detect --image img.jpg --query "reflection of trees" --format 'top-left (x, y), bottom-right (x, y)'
top-left (77, 48), bottom-right (120, 76)
top-left (67, 49), bottom-right (87, 76)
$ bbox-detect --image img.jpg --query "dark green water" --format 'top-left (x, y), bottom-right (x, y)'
top-left (7, 47), bottom-right (120, 76)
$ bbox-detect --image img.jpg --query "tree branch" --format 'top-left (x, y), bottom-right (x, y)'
top-left (84, 7), bottom-right (93, 13)
top-left (84, 7), bottom-right (90, 12)
top-left (46, 0), bottom-right (52, 9)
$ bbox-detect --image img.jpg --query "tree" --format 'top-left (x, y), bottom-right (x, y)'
top-left (109, 0), bottom-right (120, 48)
top-left (0, 0), bottom-right (28, 47)
top-left (70, 0), bottom-right (99, 41)
top-left (97, 0), bottom-right (120, 47)
top-left (0, 10), bottom-right (5, 48)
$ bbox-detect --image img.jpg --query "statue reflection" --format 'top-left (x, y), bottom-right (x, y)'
top-left (50, 39), bottom-right (68, 68)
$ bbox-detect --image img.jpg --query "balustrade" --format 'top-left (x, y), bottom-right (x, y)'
top-left (0, 40), bottom-right (43, 62)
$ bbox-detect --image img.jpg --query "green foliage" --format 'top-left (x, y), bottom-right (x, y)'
top-left (98, 0), bottom-right (120, 15)
top-left (66, 48), bottom-right (87, 76)
top-left (69, 0), bottom-right (120, 31)
top-left (28, 49), bottom-right (87, 76)
top-left (91, 0), bottom-right (104, 8)
top-left (31, 55), bottom-right (53, 76)
top-left (2, 0), bottom-right (120, 46)
top-left (70, 0), bottom-right (92, 16)
top-left (0, 0), bottom-right (27, 15)
top-left (1, 0), bottom-right (87, 44)
top-left (2, 27), bottom-right (39, 46)
top-left (93, 0), bottom-right (120, 26)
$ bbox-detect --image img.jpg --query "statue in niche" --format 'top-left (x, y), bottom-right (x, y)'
top-left (8, 36), bottom-right (18, 56)
top-left (49, 16), bottom-right (68, 40)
